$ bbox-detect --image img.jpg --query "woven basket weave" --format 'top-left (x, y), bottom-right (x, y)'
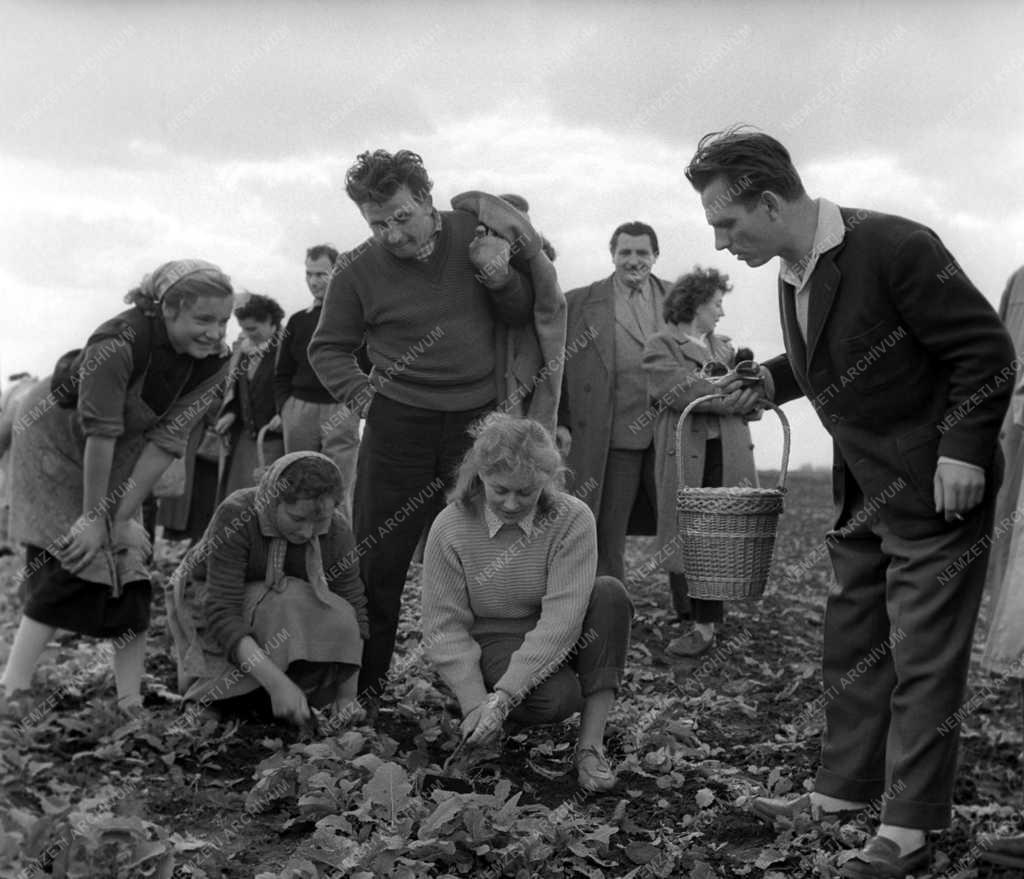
top-left (675, 395), bottom-right (790, 600)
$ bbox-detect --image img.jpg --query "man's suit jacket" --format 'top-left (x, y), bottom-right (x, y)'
top-left (764, 207), bottom-right (1015, 539)
top-left (560, 274), bottom-right (670, 531)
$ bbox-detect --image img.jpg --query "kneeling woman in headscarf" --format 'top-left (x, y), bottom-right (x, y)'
top-left (422, 413), bottom-right (632, 792)
top-left (167, 451), bottom-right (367, 725)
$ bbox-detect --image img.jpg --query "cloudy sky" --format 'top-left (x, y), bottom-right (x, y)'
top-left (2, 0), bottom-right (1023, 468)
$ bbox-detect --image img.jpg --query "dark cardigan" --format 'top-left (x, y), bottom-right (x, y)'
top-left (201, 488), bottom-right (368, 659)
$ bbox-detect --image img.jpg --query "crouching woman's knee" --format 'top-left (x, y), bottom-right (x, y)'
top-left (509, 668), bottom-right (582, 725)
top-left (584, 576), bottom-right (633, 640)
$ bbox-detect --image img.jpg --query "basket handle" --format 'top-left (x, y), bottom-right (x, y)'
top-left (674, 394), bottom-right (791, 492)
top-left (256, 423), bottom-right (271, 471)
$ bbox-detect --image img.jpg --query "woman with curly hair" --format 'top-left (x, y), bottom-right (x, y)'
top-left (422, 413), bottom-right (632, 792)
top-left (642, 266), bottom-right (763, 657)
top-left (1, 260), bottom-right (234, 715)
top-left (216, 292), bottom-right (287, 497)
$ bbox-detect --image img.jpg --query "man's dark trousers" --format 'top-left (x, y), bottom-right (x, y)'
top-left (818, 468), bottom-right (994, 828)
top-left (595, 444), bottom-right (657, 582)
top-left (354, 394), bottom-right (493, 701)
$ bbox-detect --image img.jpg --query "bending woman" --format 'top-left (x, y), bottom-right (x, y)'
top-left (167, 452), bottom-right (367, 726)
top-left (422, 413), bottom-right (632, 792)
top-left (1, 260), bottom-right (234, 714)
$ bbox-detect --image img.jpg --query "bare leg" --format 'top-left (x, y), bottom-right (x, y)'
top-left (576, 688), bottom-right (617, 792)
top-left (332, 673), bottom-right (365, 724)
top-left (112, 631), bottom-right (146, 710)
top-left (577, 688), bottom-right (615, 750)
top-left (1, 616), bottom-right (56, 694)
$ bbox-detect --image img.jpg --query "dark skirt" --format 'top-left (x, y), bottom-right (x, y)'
top-left (22, 545), bottom-right (152, 638)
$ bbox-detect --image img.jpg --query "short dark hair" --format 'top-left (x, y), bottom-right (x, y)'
top-left (685, 126), bottom-right (805, 206)
top-left (306, 244), bottom-right (338, 265)
top-left (664, 266), bottom-right (732, 325)
top-left (344, 149), bottom-right (433, 206)
top-left (235, 293), bottom-right (284, 328)
top-left (278, 455), bottom-right (344, 505)
top-left (609, 221), bottom-right (659, 257)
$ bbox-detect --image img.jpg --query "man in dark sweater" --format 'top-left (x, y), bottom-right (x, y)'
top-left (309, 149), bottom-right (535, 715)
top-left (274, 244), bottom-right (361, 518)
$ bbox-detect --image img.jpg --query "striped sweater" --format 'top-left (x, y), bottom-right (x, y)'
top-left (421, 491), bottom-right (597, 714)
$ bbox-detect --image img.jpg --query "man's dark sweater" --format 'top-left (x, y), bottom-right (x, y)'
top-left (309, 210), bottom-right (534, 412)
top-left (274, 306), bottom-right (334, 411)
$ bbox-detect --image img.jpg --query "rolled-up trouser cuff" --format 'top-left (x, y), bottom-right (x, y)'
top-left (815, 766), bottom-right (884, 803)
top-left (880, 798), bottom-right (951, 830)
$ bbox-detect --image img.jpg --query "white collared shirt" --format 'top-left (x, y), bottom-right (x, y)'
top-left (683, 332), bottom-right (710, 349)
top-left (483, 504), bottom-right (536, 538)
top-left (779, 198), bottom-right (845, 339)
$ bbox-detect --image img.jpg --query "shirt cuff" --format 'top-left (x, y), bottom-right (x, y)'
top-left (937, 456), bottom-right (985, 475)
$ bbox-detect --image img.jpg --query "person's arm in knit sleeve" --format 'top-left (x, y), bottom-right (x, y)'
top-left (493, 502), bottom-right (597, 701)
top-left (324, 514), bottom-right (369, 639)
top-left (274, 314), bottom-right (297, 413)
top-left (203, 497), bottom-right (259, 662)
top-left (309, 264), bottom-right (372, 406)
top-left (421, 514), bottom-right (488, 715)
top-left (484, 267), bottom-right (535, 328)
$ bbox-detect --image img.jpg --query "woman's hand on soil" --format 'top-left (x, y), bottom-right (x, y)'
top-left (269, 679), bottom-right (311, 726)
top-left (464, 691), bottom-right (511, 746)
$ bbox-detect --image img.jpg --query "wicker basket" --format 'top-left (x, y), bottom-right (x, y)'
top-left (675, 395), bottom-right (790, 600)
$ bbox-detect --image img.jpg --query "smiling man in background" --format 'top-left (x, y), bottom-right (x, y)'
top-left (559, 222), bottom-right (670, 591)
top-left (684, 126), bottom-right (1014, 879)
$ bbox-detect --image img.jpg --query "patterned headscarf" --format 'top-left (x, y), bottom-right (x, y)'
top-left (126, 259), bottom-right (232, 314)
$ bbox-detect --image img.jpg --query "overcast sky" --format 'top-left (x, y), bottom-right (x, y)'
top-left (2, 0), bottom-right (1023, 468)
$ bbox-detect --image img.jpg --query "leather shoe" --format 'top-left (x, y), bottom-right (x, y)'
top-left (666, 628), bottom-right (715, 657)
top-left (751, 792), bottom-right (865, 825)
top-left (576, 745), bottom-right (617, 793)
top-left (840, 836), bottom-right (932, 878)
top-left (978, 832), bottom-right (1024, 868)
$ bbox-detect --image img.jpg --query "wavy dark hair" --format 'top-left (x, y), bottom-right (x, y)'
top-left (609, 221), bottom-right (659, 257)
top-left (685, 125), bottom-right (806, 206)
top-left (664, 266), bottom-right (732, 325)
top-left (450, 413), bottom-right (564, 514)
top-left (344, 149), bottom-right (433, 206)
top-left (235, 292), bottom-right (284, 328)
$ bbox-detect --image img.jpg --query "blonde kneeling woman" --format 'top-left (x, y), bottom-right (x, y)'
top-left (422, 414), bottom-right (633, 792)
top-left (167, 451), bottom-right (367, 725)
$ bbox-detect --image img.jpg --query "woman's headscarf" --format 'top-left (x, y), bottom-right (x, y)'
top-left (253, 450), bottom-right (340, 538)
top-left (251, 451), bottom-right (344, 597)
top-left (126, 259), bottom-right (232, 315)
